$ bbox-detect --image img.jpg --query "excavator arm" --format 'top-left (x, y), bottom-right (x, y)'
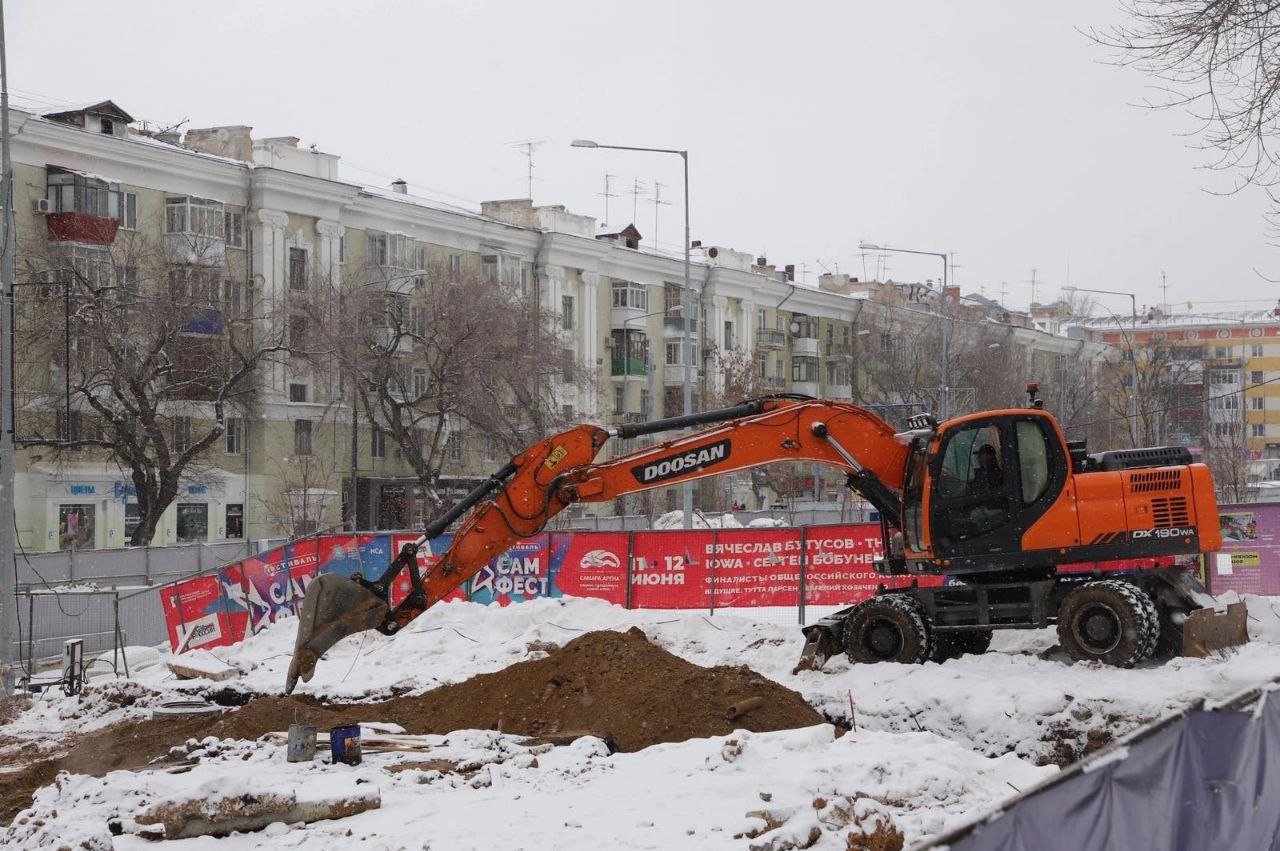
top-left (286, 397), bottom-right (910, 691)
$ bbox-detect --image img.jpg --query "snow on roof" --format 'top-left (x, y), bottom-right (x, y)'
top-left (1068, 309), bottom-right (1280, 330)
top-left (43, 99), bottom-right (134, 122)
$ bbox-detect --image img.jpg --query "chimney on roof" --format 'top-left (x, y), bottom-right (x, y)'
top-left (183, 126), bottom-right (254, 163)
top-left (391, 179), bottom-right (408, 194)
top-left (155, 129), bottom-right (182, 146)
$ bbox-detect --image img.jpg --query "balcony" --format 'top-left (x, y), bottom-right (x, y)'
top-left (757, 328), bottom-right (786, 349)
top-left (163, 232), bottom-right (226, 267)
top-left (664, 315), bottom-right (697, 336)
top-left (792, 381), bottom-right (819, 397)
top-left (792, 336), bottom-right (819, 357)
top-left (46, 212), bottom-right (119, 246)
top-left (611, 356), bottom-right (648, 377)
top-left (827, 383), bottom-right (853, 400)
top-left (762, 376), bottom-right (786, 391)
top-left (664, 364), bottom-right (693, 385)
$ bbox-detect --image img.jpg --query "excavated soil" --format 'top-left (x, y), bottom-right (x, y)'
top-left (2, 627), bottom-right (822, 824)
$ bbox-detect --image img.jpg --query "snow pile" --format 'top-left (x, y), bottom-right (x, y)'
top-left (653, 510), bottom-right (743, 529)
top-left (4, 725), bottom-right (1051, 848)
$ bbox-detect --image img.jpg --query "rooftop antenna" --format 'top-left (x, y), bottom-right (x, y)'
top-left (998, 281), bottom-right (1009, 307)
top-left (506, 137), bottom-right (545, 199)
top-left (630, 177), bottom-right (647, 224)
top-left (1026, 267), bottom-right (1038, 306)
top-left (1160, 271), bottom-right (1169, 313)
top-left (598, 173), bottom-right (620, 226)
top-left (947, 252), bottom-right (960, 287)
top-left (650, 180), bottom-right (672, 248)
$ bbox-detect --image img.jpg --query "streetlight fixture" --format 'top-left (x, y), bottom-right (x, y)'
top-left (859, 242), bottom-right (951, 418)
top-left (574, 138), bottom-right (694, 530)
top-left (1064, 285), bottom-right (1140, 446)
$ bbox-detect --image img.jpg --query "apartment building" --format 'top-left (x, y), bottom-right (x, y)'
top-left (1069, 308), bottom-right (1280, 460)
top-left (8, 99), bottom-right (1103, 551)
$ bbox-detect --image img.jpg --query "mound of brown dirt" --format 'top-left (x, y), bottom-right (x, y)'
top-left (2, 627), bottom-right (822, 824)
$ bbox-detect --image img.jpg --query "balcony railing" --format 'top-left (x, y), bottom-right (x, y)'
top-left (792, 337), bottom-right (820, 358)
top-left (757, 328), bottom-right (786, 349)
top-left (611, 356), bottom-right (648, 377)
top-left (47, 213), bottom-right (119, 246)
top-left (664, 315), bottom-right (697, 335)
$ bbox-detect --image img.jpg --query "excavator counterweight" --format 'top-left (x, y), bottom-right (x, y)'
top-left (286, 395), bottom-right (1247, 693)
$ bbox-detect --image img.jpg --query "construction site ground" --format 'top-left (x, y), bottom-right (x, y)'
top-left (4, 593), bottom-right (1280, 849)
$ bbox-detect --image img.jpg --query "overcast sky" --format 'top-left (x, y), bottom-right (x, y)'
top-left (10, 0), bottom-right (1279, 314)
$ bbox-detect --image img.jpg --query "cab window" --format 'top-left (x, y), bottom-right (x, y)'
top-left (938, 424), bottom-right (1003, 499)
top-left (1016, 420), bottom-right (1050, 504)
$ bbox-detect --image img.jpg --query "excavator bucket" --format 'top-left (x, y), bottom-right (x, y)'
top-left (1182, 601), bottom-right (1249, 658)
top-left (285, 574), bottom-right (390, 694)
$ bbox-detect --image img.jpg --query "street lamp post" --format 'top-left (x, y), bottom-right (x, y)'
top-left (1064, 286), bottom-right (1139, 446)
top-left (859, 243), bottom-right (951, 418)
top-left (573, 139), bottom-right (693, 529)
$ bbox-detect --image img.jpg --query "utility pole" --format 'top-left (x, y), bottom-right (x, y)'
top-left (597, 173), bottom-right (619, 227)
top-left (0, 0), bottom-right (16, 693)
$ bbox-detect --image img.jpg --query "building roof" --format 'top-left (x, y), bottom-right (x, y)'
top-left (43, 100), bottom-right (134, 123)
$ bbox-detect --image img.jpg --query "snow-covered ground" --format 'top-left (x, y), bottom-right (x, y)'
top-left (6, 594), bottom-right (1280, 849)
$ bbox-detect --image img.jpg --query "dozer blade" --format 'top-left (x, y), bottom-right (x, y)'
top-left (285, 573), bottom-right (390, 694)
top-left (1183, 601), bottom-right (1249, 658)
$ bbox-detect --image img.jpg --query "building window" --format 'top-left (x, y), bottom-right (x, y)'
top-left (117, 192), bottom-right (137, 230)
top-left (173, 416), bottom-right (192, 452)
top-left (294, 420), bottom-right (313, 455)
top-left (224, 279), bottom-right (242, 315)
top-left (665, 341), bottom-right (681, 365)
top-left (412, 368), bottom-right (428, 398)
top-left (288, 248), bottom-right (308, 290)
top-left (484, 434), bottom-right (499, 461)
top-left (1252, 371), bottom-right (1264, 385)
top-left (58, 504), bottom-right (95, 551)
top-left (724, 320), bottom-right (734, 351)
top-left (449, 254), bottom-right (462, 280)
top-left (792, 357), bottom-right (818, 382)
top-left (368, 233), bottom-right (388, 266)
top-left (176, 503), bottom-right (208, 543)
top-left (223, 211), bottom-right (244, 247)
top-left (1252, 344), bottom-right (1265, 357)
top-left (225, 416), bottom-right (242, 454)
top-left (664, 283), bottom-right (683, 315)
top-left (1251, 396), bottom-right (1265, 411)
top-left (447, 430), bottom-right (463, 461)
top-left (56, 409), bottom-right (82, 445)
top-left (289, 315), bottom-right (310, 351)
top-left (289, 383), bottom-right (308, 403)
top-left (371, 424), bottom-right (386, 459)
top-left (562, 295), bottom-right (575, 330)
top-left (1253, 423), bottom-right (1266, 438)
top-left (124, 503), bottom-right (141, 542)
top-left (611, 280), bottom-right (648, 310)
top-left (165, 196), bottom-right (223, 237)
top-left (47, 168), bottom-right (121, 218)
top-left (614, 385), bottom-right (625, 414)
top-left (1214, 346), bottom-right (1231, 359)
top-left (225, 504), bottom-right (244, 539)
top-left (338, 234), bottom-right (346, 264)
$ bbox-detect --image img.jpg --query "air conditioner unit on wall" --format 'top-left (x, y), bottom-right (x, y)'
top-left (31, 198), bottom-right (51, 214)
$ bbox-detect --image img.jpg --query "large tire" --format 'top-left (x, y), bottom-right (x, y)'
top-left (1152, 603), bottom-right (1187, 658)
top-left (931, 629), bottom-right (994, 662)
top-left (844, 594), bottom-right (932, 664)
top-left (1057, 580), bottom-right (1158, 667)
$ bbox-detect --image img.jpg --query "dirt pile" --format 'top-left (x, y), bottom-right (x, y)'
top-left (3, 627), bottom-right (822, 824)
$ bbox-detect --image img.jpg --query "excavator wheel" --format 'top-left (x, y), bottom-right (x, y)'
top-left (843, 594), bottom-right (932, 665)
top-left (1057, 580), bottom-right (1158, 668)
top-left (930, 629), bottom-right (994, 663)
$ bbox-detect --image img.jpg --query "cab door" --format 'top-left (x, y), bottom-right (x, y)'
top-left (929, 415), bottom-right (1066, 560)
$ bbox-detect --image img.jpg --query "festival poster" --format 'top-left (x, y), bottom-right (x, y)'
top-left (468, 535), bottom-right (553, 606)
top-left (160, 574), bottom-right (235, 652)
top-left (389, 534), bottom-right (462, 605)
top-left (315, 534), bottom-right (393, 580)
top-left (214, 561), bottom-right (250, 642)
top-left (701, 528), bottom-right (804, 608)
top-left (235, 538), bottom-right (321, 633)
top-left (628, 530), bottom-right (712, 608)
top-left (550, 532), bottom-right (628, 605)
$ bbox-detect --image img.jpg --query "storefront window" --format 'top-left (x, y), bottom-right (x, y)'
top-left (176, 503), bottom-right (208, 543)
top-left (58, 504), bottom-right (95, 551)
top-left (225, 503), bottom-right (244, 539)
top-left (124, 503), bottom-right (141, 543)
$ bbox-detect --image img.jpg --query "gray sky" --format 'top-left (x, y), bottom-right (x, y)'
top-left (11, 0), bottom-right (1279, 314)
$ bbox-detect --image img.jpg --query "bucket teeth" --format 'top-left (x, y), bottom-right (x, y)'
top-left (285, 574), bottom-right (391, 694)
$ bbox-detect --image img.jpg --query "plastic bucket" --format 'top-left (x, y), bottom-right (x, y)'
top-left (330, 724), bottom-right (362, 765)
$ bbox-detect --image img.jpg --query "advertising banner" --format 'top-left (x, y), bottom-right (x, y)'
top-left (550, 532), bottom-right (629, 605)
top-left (702, 528), bottom-right (803, 608)
top-left (389, 534), bottom-right (462, 605)
top-left (234, 538), bottom-right (321, 633)
top-left (629, 530), bottom-right (712, 608)
top-left (468, 534), bottom-right (553, 606)
top-left (315, 534), bottom-right (392, 581)
top-left (160, 574), bottom-right (235, 652)
top-left (1213, 505), bottom-right (1280, 596)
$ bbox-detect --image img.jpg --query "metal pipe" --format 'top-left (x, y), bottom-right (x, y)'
top-left (615, 399), bottom-right (765, 440)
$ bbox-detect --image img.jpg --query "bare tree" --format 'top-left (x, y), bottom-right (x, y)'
top-left (260, 451), bottom-right (340, 537)
top-left (17, 229), bottom-right (288, 546)
top-left (1203, 418), bottom-right (1250, 502)
top-left (1098, 2), bottom-right (1280, 223)
top-left (334, 261), bottom-right (584, 511)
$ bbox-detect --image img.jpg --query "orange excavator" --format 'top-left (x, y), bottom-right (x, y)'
top-left (285, 390), bottom-right (1247, 693)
